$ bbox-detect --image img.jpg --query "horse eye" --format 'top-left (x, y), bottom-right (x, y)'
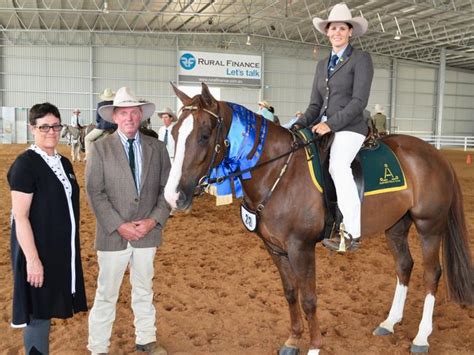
top-left (198, 132), bottom-right (210, 145)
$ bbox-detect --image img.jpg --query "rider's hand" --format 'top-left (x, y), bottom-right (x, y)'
top-left (312, 122), bottom-right (331, 135)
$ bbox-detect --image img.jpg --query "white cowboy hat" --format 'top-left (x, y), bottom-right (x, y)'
top-left (98, 88), bottom-right (116, 101)
top-left (99, 87), bottom-right (156, 123)
top-left (312, 3), bottom-right (368, 38)
top-left (374, 104), bottom-right (385, 114)
top-left (157, 107), bottom-right (177, 122)
top-left (73, 108), bottom-right (81, 113)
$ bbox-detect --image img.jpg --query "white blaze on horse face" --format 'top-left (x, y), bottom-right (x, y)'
top-left (164, 115), bottom-right (194, 209)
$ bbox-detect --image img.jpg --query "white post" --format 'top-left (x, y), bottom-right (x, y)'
top-left (435, 48), bottom-right (446, 149)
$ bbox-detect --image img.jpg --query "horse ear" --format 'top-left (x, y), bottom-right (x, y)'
top-left (170, 81), bottom-right (192, 105)
top-left (201, 82), bottom-right (217, 107)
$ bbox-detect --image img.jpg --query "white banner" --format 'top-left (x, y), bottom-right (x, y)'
top-left (178, 50), bottom-right (261, 87)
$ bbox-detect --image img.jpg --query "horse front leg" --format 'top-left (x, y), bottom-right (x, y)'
top-left (267, 248), bottom-right (304, 354)
top-left (287, 241), bottom-right (322, 354)
top-left (70, 144), bottom-right (76, 162)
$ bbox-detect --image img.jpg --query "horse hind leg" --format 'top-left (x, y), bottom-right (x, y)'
top-left (267, 249), bottom-right (304, 355)
top-left (410, 217), bottom-right (444, 353)
top-left (374, 213), bottom-right (413, 337)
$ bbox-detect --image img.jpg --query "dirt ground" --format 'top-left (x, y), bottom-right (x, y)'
top-left (0, 144), bottom-right (473, 355)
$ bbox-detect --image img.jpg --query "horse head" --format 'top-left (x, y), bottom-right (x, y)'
top-left (60, 124), bottom-right (69, 138)
top-left (164, 83), bottom-right (229, 210)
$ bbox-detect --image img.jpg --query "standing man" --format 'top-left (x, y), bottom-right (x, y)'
top-left (372, 104), bottom-right (388, 136)
top-left (86, 87), bottom-right (171, 355)
top-left (70, 108), bottom-right (81, 127)
top-left (84, 88), bottom-right (117, 159)
top-left (157, 107), bottom-right (177, 161)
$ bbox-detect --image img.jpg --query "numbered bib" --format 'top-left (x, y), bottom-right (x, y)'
top-left (240, 204), bottom-right (258, 232)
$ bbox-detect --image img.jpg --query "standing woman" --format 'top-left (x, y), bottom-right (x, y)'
top-left (7, 103), bottom-right (87, 354)
top-left (295, 3), bottom-right (374, 252)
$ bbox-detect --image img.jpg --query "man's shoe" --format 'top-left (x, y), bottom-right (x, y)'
top-left (136, 342), bottom-right (168, 355)
top-left (322, 235), bottom-right (360, 253)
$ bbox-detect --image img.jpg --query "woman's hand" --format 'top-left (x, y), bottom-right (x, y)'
top-left (312, 122), bottom-right (332, 135)
top-left (26, 256), bottom-right (44, 288)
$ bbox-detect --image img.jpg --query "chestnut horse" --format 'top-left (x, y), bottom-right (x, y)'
top-left (164, 83), bottom-right (473, 354)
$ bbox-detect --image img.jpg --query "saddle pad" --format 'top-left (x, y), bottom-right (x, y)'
top-left (360, 142), bottom-right (407, 196)
top-left (296, 128), bottom-right (323, 193)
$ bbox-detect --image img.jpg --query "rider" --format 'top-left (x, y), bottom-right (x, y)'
top-left (294, 3), bottom-right (374, 252)
top-left (84, 88), bottom-right (117, 160)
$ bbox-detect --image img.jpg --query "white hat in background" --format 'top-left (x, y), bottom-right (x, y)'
top-left (98, 88), bottom-right (116, 101)
top-left (158, 107), bottom-right (177, 122)
top-left (98, 86), bottom-right (155, 123)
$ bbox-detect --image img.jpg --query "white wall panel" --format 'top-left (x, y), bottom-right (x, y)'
top-left (1, 42), bottom-right (473, 142)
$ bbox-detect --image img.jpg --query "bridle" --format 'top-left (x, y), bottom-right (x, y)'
top-left (180, 104), bottom-right (227, 196)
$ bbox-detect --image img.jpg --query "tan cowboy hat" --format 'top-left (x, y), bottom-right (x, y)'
top-left (98, 88), bottom-right (116, 101)
top-left (374, 104), bottom-right (385, 114)
top-left (73, 108), bottom-right (81, 114)
top-left (157, 107), bottom-right (177, 122)
top-left (258, 100), bottom-right (271, 109)
top-left (312, 3), bottom-right (368, 38)
top-left (99, 87), bottom-right (156, 123)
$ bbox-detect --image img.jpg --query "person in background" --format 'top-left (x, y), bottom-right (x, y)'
top-left (70, 108), bottom-right (81, 128)
top-left (157, 107), bottom-right (177, 161)
top-left (7, 102), bottom-right (87, 354)
top-left (257, 100), bottom-right (275, 122)
top-left (86, 87), bottom-right (171, 355)
top-left (294, 3), bottom-right (374, 253)
top-left (372, 104), bottom-right (388, 136)
top-left (283, 111), bottom-right (304, 129)
top-left (268, 106), bottom-right (281, 125)
top-left (84, 88), bottom-right (117, 159)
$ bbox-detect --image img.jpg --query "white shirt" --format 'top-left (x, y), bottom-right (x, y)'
top-left (70, 114), bottom-right (80, 127)
top-left (158, 123), bottom-right (175, 159)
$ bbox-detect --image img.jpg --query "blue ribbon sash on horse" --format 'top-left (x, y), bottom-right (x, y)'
top-left (209, 103), bottom-right (267, 198)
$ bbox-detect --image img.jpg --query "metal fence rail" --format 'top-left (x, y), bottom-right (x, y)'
top-left (414, 135), bottom-right (474, 151)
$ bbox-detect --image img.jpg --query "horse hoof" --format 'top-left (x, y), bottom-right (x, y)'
top-left (278, 345), bottom-right (300, 355)
top-left (373, 326), bottom-right (393, 336)
top-left (410, 344), bottom-right (429, 353)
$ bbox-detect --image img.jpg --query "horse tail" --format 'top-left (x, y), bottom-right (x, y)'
top-left (443, 168), bottom-right (474, 306)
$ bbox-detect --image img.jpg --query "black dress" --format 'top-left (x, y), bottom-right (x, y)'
top-left (7, 150), bottom-right (87, 326)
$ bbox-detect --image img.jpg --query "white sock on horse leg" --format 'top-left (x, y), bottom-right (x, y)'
top-left (378, 278), bottom-right (408, 332)
top-left (412, 294), bottom-right (435, 346)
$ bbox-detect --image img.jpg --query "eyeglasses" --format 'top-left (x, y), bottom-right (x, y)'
top-left (35, 124), bottom-right (63, 133)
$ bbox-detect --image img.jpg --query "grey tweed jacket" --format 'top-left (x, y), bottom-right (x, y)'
top-left (297, 44), bottom-right (374, 136)
top-left (85, 131), bottom-right (171, 251)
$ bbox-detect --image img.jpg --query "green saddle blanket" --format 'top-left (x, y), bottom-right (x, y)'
top-left (296, 129), bottom-right (407, 196)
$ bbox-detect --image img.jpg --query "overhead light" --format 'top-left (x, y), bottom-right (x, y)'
top-left (246, 35), bottom-right (252, 46)
top-left (103, 0), bottom-right (110, 14)
top-left (394, 30), bottom-right (401, 40)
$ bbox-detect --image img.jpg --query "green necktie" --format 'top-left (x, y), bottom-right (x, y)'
top-left (127, 138), bottom-right (136, 185)
top-left (164, 129), bottom-right (168, 147)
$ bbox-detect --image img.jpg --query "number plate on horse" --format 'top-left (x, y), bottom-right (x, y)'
top-left (240, 204), bottom-right (258, 232)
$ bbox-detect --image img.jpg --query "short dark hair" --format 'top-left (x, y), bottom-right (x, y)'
top-left (29, 102), bottom-right (61, 125)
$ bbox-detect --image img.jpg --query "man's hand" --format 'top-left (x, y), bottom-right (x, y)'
top-left (117, 222), bottom-right (142, 241)
top-left (133, 218), bottom-right (157, 237)
top-left (312, 122), bottom-right (331, 135)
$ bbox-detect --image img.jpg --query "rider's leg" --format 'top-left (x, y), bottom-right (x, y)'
top-left (328, 131), bottom-right (365, 240)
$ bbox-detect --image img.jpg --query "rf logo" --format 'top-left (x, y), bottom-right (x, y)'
top-left (180, 53), bottom-right (196, 70)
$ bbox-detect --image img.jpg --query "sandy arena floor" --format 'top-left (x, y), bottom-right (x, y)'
top-left (0, 144), bottom-right (473, 354)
